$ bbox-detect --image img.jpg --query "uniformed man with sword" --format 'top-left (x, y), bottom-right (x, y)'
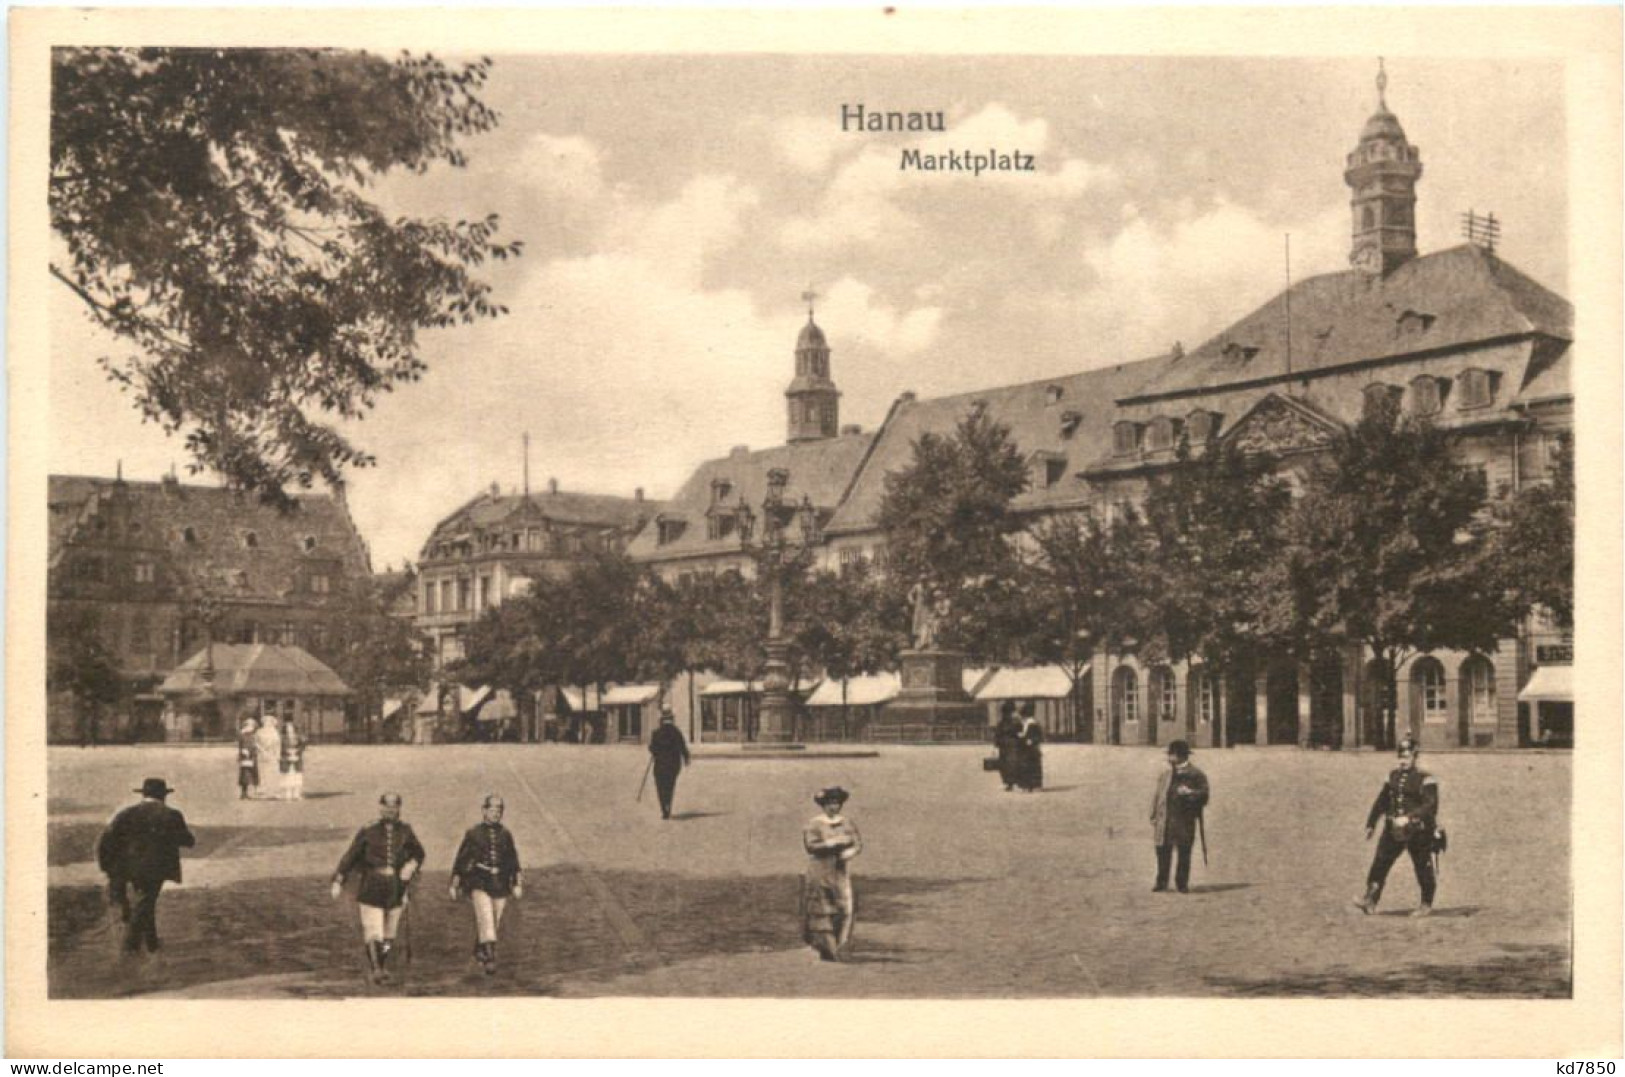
top-left (332, 792), bottom-right (426, 984)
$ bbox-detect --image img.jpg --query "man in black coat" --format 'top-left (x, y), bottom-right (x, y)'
top-left (1356, 740), bottom-right (1439, 917)
top-left (647, 704), bottom-right (691, 820)
top-left (1150, 740), bottom-right (1210, 893)
top-left (97, 777), bottom-right (197, 954)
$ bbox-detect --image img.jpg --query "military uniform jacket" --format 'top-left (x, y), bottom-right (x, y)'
top-left (334, 820), bottom-right (426, 908)
top-left (452, 822), bottom-right (522, 897)
top-left (1151, 763), bottom-right (1210, 847)
top-left (279, 727), bottom-right (305, 766)
top-left (648, 723), bottom-right (690, 771)
top-left (1366, 767), bottom-right (1438, 839)
top-left (98, 800), bottom-right (197, 884)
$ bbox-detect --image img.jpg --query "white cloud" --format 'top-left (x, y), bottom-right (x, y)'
top-left (1073, 199), bottom-right (1347, 359)
top-left (516, 133), bottom-right (608, 203)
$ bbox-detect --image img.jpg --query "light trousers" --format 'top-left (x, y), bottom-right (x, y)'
top-left (471, 890), bottom-right (507, 943)
top-left (358, 903), bottom-right (405, 942)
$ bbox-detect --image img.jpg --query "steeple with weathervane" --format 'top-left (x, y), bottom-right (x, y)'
top-left (1344, 59), bottom-right (1424, 278)
top-left (785, 289), bottom-right (840, 443)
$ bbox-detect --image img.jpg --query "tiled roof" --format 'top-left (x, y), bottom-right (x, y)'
top-left (426, 487), bottom-right (657, 545)
top-left (48, 475), bottom-right (372, 600)
top-left (1126, 245), bottom-right (1571, 402)
top-left (158, 642), bottom-right (352, 697)
top-left (626, 431), bottom-right (876, 563)
top-left (823, 355), bottom-right (1173, 535)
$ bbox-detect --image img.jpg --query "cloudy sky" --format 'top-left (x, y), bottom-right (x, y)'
top-left (49, 54), bottom-right (1568, 568)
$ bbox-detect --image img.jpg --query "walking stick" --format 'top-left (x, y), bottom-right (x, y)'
top-left (1198, 813), bottom-right (1209, 867)
top-left (636, 756), bottom-right (653, 803)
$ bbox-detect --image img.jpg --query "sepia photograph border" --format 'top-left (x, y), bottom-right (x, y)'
top-left (6, 5), bottom-right (1621, 1059)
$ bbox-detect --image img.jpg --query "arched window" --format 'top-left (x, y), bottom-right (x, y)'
top-left (1461, 655), bottom-right (1496, 725)
top-left (1362, 205), bottom-right (1375, 230)
top-left (1112, 666), bottom-right (1139, 725)
top-left (1410, 376), bottom-right (1441, 416)
top-left (1411, 656), bottom-right (1447, 722)
top-left (1148, 666), bottom-right (1176, 723)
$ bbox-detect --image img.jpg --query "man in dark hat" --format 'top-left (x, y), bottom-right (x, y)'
top-left (96, 778), bottom-right (197, 954)
top-left (647, 703), bottom-right (691, 820)
top-left (331, 792), bottom-right (426, 983)
top-left (1150, 740), bottom-right (1209, 893)
top-left (801, 786), bottom-right (862, 961)
top-left (1356, 739), bottom-right (1439, 917)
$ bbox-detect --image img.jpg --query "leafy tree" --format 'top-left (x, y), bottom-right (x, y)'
top-left (1486, 432), bottom-right (1574, 630)
top-left (1282, 394), bottom-right (1512, 748)
top-left (317, 573), bottom-right (433, 741)
top-left (1132, 438), bottom-right (1295, 746)
top-left (1027, 509), bottom-right (1153, 737)
top-left (878, 406), bottom-right (1030, 657)
top-left (794, 561), bottom-right (910, 736)
top-left (48, 607), bottom-right (124, 743)
top-left (51, 48), bottom-right (522, 503)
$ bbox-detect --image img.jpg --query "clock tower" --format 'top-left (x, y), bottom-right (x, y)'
top-left (786, 294), bottom-right (840, 444)
top-left (1344, 60), bottom-right (1423, 278)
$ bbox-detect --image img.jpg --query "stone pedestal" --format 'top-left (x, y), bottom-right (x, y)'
top-left (885, 649), bottom-right (984, 728)
top-left (755, 638), bottom-right (798, 743)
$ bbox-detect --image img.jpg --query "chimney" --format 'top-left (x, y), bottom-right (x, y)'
top-left (899, 391), bottom-right (917, 404)
top-left (840, 424), bottom-right (863, 436)
top-left (332, 478), bottom-right (347, 505)
top-left (730, 445), bottom-right (750, 458)
top-left (635, 487), bottom-right (645, 502)
top-left (548, 477), bottom-right (559, 495)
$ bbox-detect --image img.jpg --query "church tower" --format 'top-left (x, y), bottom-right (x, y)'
top-left (785, 296), bottom-right (839, 444)
top-left (1344, 60), bottom-right (1423, 277)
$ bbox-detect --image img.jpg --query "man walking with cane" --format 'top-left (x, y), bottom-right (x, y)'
top-left (1150, 740), bottom-right (1210, 893)
top-left (332, 792), bottom-right (425, 984)
top-left (646, 704), bottom-right (691, 820)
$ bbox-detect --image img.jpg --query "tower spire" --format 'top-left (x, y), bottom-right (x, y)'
top-left (1344, 59), bottom-right (1422, 276)
top-left (785, 292), bottom-right (839, 444)
top-left (801, 286), bottom-right (819, 320)
top-left (1376, 57), bottom-right (1387, 109)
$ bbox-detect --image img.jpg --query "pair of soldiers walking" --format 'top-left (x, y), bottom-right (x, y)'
top-left (330, 792), bottom-right (523, 983)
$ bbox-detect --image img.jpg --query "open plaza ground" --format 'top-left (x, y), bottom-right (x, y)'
top-left (46, 743), bottom-right (1570, 999)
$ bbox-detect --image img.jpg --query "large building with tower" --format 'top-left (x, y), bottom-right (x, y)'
top-left (636, 68), bottom-right (1572, 750)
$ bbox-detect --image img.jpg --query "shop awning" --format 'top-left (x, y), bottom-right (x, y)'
top-left (477, 689), bottom-right (517, 721)
top-left (382, 698), bottom-right (404, 719)
top-left (1519, 665), bottom-right (1573, 702)
top-left (699, 680), bottom-right (757, 697)
top-left (963, 667), bottom-right (996, 695)
top-left (603, 684), bottom-right (662, 706)
top-left (975, 665), bottom-right (1080, 701)
top-left (459, 684), bottom-right (492, 711)
top-left (806, 673), bottom-right (900, 708)
top-left (560, 686), bottom-right (605, 712)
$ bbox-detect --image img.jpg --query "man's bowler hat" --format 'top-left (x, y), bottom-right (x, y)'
top-left (813, 786), bottom-right (850, 807)
top-left (659, 703), bottom-right (675, 721)
top-left (1165, 740), bottom-right (1192, 761)
top-left (136, 778), bottom-right (175, 798)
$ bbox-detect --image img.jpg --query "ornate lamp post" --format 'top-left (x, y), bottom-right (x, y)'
top-left (735, 468), bottom-right (819, 744)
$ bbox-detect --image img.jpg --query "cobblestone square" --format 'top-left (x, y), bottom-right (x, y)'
top-left (46, 743), bottom-right (1571, 999)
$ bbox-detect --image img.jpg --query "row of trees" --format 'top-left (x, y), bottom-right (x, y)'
top-left (451, 395), bottom-right (1571, 749)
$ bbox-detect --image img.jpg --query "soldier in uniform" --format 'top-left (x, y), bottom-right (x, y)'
top-left (1151, 739), bottom-right (1210, 893)
top-left (331, 792), bottom-right (426, 983)
top-left (97, 777), bottom-right (196, 954)
top-left (449, 794), bottom-right (523, 975)
top-left (278, 717), bottom-right (306, 800)
top-left (236, 719), bottom-right (259, 799)
top-left (647, 704), bottom-right (691, 819)
top-left (1356, 740), bottom-right (1439, 917)
top-left (801, 786), bottom-right (862, 962)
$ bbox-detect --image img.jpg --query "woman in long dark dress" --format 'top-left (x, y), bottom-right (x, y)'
top-left (1014, 702), bottom-right (1044, 791)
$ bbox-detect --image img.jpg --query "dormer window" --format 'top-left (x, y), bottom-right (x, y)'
top-left (1145, 417), bottom-right (1182, 453)
top-left (1221, 341), bottom-right (1261, 362)
top-left (1112, 421), bottom-right (1142, 457)
top-left (1397, 309), bottom-right (1436, 335)
top-left (1186, 410), bottom-right (1220, 443)
top-left (1457, 368), bottom-right (1497, 410)
top-left (710, 478), bottom-right (732, 505)
top-left (243, 530), bottom-right (259, 549)
top-left (1044, 385), bottom-right (1064, 405)
top-left (1030, 451), bottom-right (1067, 489)
top-left (1059, 410), bottom-right (1082, 437)
top-left (302, 535), bottom-right (318, 553)
top-left (1410, 375), bottom-right (1443, 416)
top-left (181, 527), bottom-right (198, 545)
top-left (656, 517), bottom-right (686, 546)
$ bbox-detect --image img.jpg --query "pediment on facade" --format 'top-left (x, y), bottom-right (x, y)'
top-left (1219, 393), bottom-right (1343, 456)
